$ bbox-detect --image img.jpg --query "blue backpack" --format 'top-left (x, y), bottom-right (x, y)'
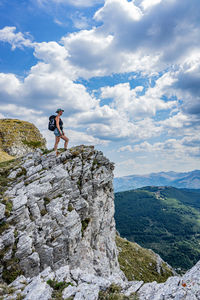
top-left (48, 115), bottom-right (56, 131)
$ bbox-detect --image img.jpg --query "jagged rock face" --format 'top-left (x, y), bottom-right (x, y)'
top-left (137, 261), bottom-right (200, 299)
top-left (1, 146), bottom-right (200, 299)
top-left (1, 257), bottom-right (200, 299)
top-left (0, 119), bottom-right (46, 157)
top-left (0, 146), bottom-right (123, 283)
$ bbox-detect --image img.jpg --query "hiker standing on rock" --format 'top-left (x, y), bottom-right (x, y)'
top-left (53, 108), bottom-right (69, 155)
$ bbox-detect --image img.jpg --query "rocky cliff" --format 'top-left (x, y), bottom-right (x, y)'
top-left (0, 119), bottom-right (46, 160)
top-left (0, 145), bottom-right (200, 299)
top-left (0, 146), bottom-right (122, 280)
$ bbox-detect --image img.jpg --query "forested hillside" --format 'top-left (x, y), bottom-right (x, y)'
top-left (114, 186), bottom-right (200, 272)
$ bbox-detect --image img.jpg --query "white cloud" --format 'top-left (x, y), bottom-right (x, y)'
top-left (100, 73), bottom-right (177, 120)
top-left (34, 41), bottom-right (68, 63)
top-left (61, 29), bottom-right (115, 78)
top-left (67, 129), bottom-right (108, 145)
top-left (0, 26), bottom-right (33, 50)
top-left (95, 0), bottom-right (142, 22)
top-left (159, 112), bottom-right (200, 139)
top-left (58, 0), bottom-right (200, 80)
top-left (118, 145), bottom-right (134, 152)
top-left (61, 25), bottom-right (160, 78)
top-left (0, 104), bottom-right (43, 117)
top-left (22, 67), bottom-right (99, 113)
top-left (140, 0), bottom-right (163, 11)
top-left (0, 35), bottom-right (99, 115)
top-left (133, 137), bottom-right (200, 159)
top-left (71, 13), bottom-right (90, 30)
top-left (65, 105), bottom-right (118, 127)
top-left (0, 73), bottom-right (21, 96)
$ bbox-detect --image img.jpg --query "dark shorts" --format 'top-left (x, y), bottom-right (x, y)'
top-left (54, 128), bottom-right (63, 137)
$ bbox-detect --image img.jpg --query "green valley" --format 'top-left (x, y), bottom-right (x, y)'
top-left (114, 186), bottom-right (200, 272)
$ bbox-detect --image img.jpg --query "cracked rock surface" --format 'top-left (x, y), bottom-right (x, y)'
top-left (1, 262), bottom-right (200, 299)
top-left (0, 146), bottom-right (123, 282)
top-left (1, 145), bottom-right (200, 299)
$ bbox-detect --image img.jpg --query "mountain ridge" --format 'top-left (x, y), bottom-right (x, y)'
top-left (114, 170), bottom-right (200, 192)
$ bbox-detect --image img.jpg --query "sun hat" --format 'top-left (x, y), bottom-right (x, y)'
top-left (56, 108), bottom-right (64, 113)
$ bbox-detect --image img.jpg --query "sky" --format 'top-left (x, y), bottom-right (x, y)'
top-left (0, 0), bottom-right (200, 177)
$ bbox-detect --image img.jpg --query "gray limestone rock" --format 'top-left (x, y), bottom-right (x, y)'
top-left (62, 285), bottom-right (77, 299)
top-left (74, 283), bottom-right (99, 300)
top-left (19, 252), bottom-right (40, 277)
top-left (1, 229), bottom-right (15, 247)
top-left (124, 281), bottom-right (144, 296)
top-left (0, 146), bottom-right (123, 283)
top-left (15, 234), bottom-right (33, 259)
top-left (1, 259), bottom-right (200, 299)
top-left (54, 265), bottom-right (71, 283)
top-left (9, 275), bottom-right (28, 290)
top-left (12, 194), bottom-right (28, 211)
top-left (0, 203), bottom-right (5, 220)
top-left (137, 264), bottom-right (200, 300)
top-left (22, 277), bottom-right (53, 300)
top-left (8, 170), bottom-right (19, 179)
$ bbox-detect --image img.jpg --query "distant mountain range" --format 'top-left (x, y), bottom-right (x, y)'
top-left (114, 170), bottom-right (200, 192)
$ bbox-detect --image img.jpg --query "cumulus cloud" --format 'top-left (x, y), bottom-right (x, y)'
top-left (67, 129), bottom-right (108, 145)
top-left (95, 0), bottom-right (142, 22)
top-left (0, 34), bottom-right (99, 115)
top-left (117, 145), bottom-right (134, 152)
top-left (159, 111), bottom-right (200, 139)
top-left (100, 73), bottom-right (177, 120)
top-left (0, 26), bottom-right (33, 50)
top-left (62, 26), bottom-right (160, 77)
top-left (60, 0), bottom-right (200, 79)
top-left (61, 29), bottom-right (116, 77)
top-left (115, 139), bottom-right (200, 175)
top-left (0, 0), bottom-right (200, 174)
top-left (86, 114), bottom-right (162, 141)
top-left (0, 73), bottom-right (22, 97)
top-left (133, 137), bottom-right (200, 158)
top-left (169, 54), bottom-right (200, 117)
top-left (0, 104), bottom-right (42, 116)
top-left (140, 0), bottom-right (163, 11)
